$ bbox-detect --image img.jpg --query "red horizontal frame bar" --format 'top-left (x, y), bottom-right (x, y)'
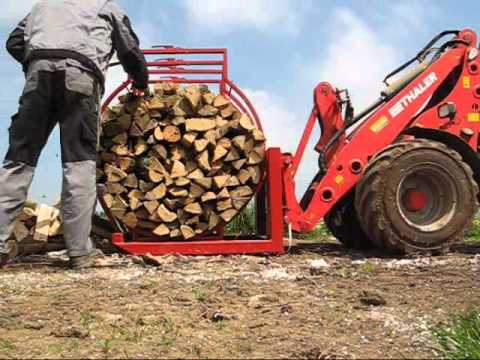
top-left (148, 79), bottom-right (221, 84)
top-left (143, 48), bottom-right (226, 55)
top-left (103, 48), bottom-right (261, 127)
top-left (148, 69), bottom-right (223, 75)
top-left (112, 238), bottom-right (280, 256)
top-left (147, 60), bottom-right (224, 67)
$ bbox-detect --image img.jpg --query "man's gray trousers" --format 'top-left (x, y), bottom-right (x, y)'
top-left (0, 69), bottom-right (99, 257)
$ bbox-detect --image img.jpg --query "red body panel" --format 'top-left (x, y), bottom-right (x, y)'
top-left (409, 57), bottom-right (480, 147)
top-left (313, 83), bottom-right (346, 157)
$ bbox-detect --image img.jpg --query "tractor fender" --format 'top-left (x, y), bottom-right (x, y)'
top-left (405, 126), bottom-right (480, 191)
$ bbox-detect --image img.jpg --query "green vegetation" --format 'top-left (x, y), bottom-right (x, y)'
top-left (466, 219), bottom-right (480, 243)
top-left (226, 202), bottom-right (332, 242)
top-left (293, 222), bottom-right (331, 242)
top-left (192, 288), bottom-right (208, 303)
top-left (161, 317), bottom-right (179, 347)
top-left (95, 211), bottom-right (108, 220)
top-left (361, 261), bottom-right (376, 275)
top-left (0, 339), bottom-right (14, 351)
top-left (80, 311), bottom-right (96, 329)
top-left (97, 337), bottom-right (117, 355)
top-left (215, 320), bottom-right (227, 330)
top-left (433, 309), bottom-right (480, 359)
top-left (225, 203), bottom-right (256, 235)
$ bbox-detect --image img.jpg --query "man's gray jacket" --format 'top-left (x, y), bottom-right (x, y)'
top-left (6, 0), bottom-right (149, 92)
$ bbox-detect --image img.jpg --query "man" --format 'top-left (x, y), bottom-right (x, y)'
top-left (0, 0), bottom-right (149, 269)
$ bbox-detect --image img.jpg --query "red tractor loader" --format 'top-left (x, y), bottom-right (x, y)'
top-left (285, 28), bottom-right (480, 253)
top-left (102, 29), bottom-right (480, 256)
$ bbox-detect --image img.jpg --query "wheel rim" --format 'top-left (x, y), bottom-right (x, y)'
top-left (396, 162), bottom-right (458, 233)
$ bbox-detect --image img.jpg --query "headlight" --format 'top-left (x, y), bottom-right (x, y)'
top-left (438, 102), bottom-right (456, 120)
top-left (469, 48), bottom-right (479, 61)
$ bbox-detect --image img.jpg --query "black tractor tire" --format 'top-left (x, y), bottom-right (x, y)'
top-left (355, 139), bottom-right (479, 254)
top-left (325, 190), bottom-right (374, 249)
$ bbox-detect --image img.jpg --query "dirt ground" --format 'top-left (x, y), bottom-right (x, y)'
top-left (0, 240), bottom-right (479, 359)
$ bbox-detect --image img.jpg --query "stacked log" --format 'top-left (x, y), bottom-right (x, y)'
top-left (97, 83), bottom-right (266, 239)
top-left (9, 201), bottom-right (65, 255)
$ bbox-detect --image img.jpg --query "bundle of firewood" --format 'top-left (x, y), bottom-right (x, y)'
top-left (9, 201), bottom-right (65, 256)
top-left (97, 82), bottom-right (266, 239)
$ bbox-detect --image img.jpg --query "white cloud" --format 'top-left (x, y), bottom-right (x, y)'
top-left (0, 0), bottom-right (37, 23)
top-left (287, 2), bottom-right (436, 193)
top-left (304, 3), bottom-right (438, 111)
top-left (305, 8), bottom-right (398, 110)
top-left (182, 0), bottom-right (305, 35)
top-left (386, 2), bottom-right (438, 34)
top-left (103, 64), bottom-right (129, 104)
top-left (245, 89), bottom-right (298, 149)
top-left (133, 21), bottom-right (158, 48)
top-left (245, 89), bottom-right (320, 194)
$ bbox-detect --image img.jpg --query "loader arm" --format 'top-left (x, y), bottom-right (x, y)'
top-left (283, 29), bottom-right (479, 232)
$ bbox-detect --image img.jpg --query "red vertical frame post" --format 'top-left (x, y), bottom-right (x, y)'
top-left (265, 148), bottom-right (286, 253)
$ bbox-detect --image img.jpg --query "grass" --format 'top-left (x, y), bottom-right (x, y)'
top-left (80, 311), bottom-right (96, 329)
top-left (192, 288), bottom-right (208, 302)
top-left (225, 203), bottom-right (256, 235)
top-left (433, 309), bottom-right (480, 359)
top-left (361, 261), bottom-right (376, 275)
top-left (466, 219), bottom-right (480, 244)
top-left (97, 337), bottom-right (117, 355)
top-left (226, 202), bottom-right (332, 242)
top-left (161, 317), bottom-right (179, 347)
top-left (293, 222), bottom-right (331, 242)
top-left (0, 339), bottom-right (14, 351)
top-left (95, 211), bottom-right (108, 221)
top-left (118, 328), bottom-right (143, 343)
top-left (215, 320), bottom-right (227, 330)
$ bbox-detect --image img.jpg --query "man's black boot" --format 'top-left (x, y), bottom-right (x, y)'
top-left (69, 249), bottom-right (104, 270)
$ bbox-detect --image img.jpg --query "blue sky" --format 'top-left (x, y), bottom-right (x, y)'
top-left (0, 0), bottom-right (478, 203)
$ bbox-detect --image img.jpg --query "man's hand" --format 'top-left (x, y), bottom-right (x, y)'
top-left (131, 87), bottom-right (147, 97)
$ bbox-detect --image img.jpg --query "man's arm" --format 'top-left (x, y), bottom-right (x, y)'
top-left (6, 15), bottom-right (29, 65)
top-left (108, 4), bottom-right (149, 90)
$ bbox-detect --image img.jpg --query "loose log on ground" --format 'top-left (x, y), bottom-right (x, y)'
top-left (9, 202), bottom-right (65, 256)
top-left (97, 83), bottom-right (266, 239)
